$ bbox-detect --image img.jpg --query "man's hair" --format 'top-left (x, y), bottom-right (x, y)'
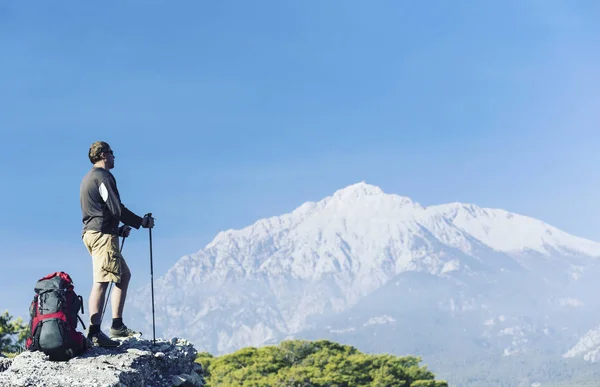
top-left (88, 141), bottom-right (111, 164)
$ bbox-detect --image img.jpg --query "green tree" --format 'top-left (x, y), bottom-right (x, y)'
top-left (411, 380), bottom-right (449, 387)
top-left (196, 339), bottom-right (449, 387)
top-left (0, 310), bottom-right (28, 354)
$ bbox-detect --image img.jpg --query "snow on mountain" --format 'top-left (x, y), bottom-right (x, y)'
top-left (557, 297), bottom-right (584, 307)
top-left (430, 202), bottom-right (600, 256)
top-left (363, 315), bottom-right (396, 327)
top-left (564, 326), bottom-right (600, 362)
top-left (129, 181), bottom-right (600, 356)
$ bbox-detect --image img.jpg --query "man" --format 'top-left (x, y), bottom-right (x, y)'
top-left (80, 141), bottom-right (155, 347)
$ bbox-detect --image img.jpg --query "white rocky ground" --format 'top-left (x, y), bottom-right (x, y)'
top-left (0, 337), bottom-right (206, 387)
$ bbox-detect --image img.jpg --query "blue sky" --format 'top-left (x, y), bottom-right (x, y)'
top-left (1, 1), bottom-right (599, 323)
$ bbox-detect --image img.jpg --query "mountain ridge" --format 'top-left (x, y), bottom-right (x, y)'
top-left (129, 181), bottom-right (600, 373)
top-left (203, 181), bottom-right (600, 260)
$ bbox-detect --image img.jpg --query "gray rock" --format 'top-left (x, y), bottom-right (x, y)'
top-left (0, 336), bottom-right (206, 386)
top-left (172, 375), bottom-right (186, 386)
top-left (185, 371), bottom-right (204, 385)
top-left (193, 362), bottom-right (203, 373)
top-left (0, 357), bottom-right (12, 373)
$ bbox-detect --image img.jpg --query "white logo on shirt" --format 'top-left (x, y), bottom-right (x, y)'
top-left (99, 182), bottom-right (109, 202)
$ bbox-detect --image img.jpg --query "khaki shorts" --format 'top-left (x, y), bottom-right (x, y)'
top-left (82, 230), bottom-right (130, 283)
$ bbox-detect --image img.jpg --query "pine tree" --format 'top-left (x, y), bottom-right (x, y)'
top-left (0, 310), bottom-right (27, 354)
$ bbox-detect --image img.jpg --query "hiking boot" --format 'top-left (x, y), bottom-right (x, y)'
top-left (109, 324), bottom-right (142, 339)
top-left (88, 330), bottom-right (120, 348)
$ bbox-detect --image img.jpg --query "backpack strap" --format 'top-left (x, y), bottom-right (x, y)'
top-left (77, 315), bottom-right (87, 331)
top-left (77, 295), bottom-right (86, 330)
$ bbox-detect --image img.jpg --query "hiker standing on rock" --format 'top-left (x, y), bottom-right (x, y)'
top-left (80, 141), bottom-right (155, 347)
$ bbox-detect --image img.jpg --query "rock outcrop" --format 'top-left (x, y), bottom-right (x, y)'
top-left (0, 337), bottom-right (206, 386)
top-left (0, 356), bottom-right (12, 373)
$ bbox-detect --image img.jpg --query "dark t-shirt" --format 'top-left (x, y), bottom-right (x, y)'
top-left (80, 167), bottom-right (143, 236)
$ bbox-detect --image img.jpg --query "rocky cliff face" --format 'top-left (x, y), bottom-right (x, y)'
top-left (0, 337), bottom-right (206, 387)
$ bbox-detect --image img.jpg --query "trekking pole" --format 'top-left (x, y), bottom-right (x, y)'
top-left (100, 235), bottom-right (125, 326)
top-left (146, 212), bottom-right (156, 344)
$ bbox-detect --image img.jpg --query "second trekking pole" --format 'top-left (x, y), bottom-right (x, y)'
top-left (146, 212), bottom-right (156, 345)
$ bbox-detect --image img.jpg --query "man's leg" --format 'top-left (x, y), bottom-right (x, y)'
top-left (111, 270), bottom-right (130, 319)
top-left (82, 231), bottom-right (121, 347)
top-left (109, 256), bottom-right (140, 337)
top-left (86, 280), bottom-right (120, 347)
top-left (89, 281), bottom-right (109, 326)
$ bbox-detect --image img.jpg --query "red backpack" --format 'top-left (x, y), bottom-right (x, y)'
top-left (25, 272), bottom-right (90, 361)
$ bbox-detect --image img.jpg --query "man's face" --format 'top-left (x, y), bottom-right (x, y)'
top-left (103, 148), bottom-right (115, 169)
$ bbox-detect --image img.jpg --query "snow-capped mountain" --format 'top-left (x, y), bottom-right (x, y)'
top-left (129, 182), bottom-right (600, 367)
